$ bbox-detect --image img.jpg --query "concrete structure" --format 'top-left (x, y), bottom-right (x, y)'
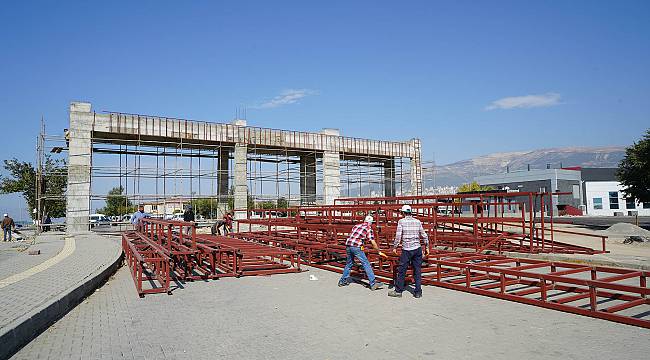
top-left (65, 102), bottom-right (421, 232)
top-left (66, 102), bottom-right (93, 233)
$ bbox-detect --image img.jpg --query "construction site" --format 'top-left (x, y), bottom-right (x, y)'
top-left (3, 101), bottom-right (648, 359)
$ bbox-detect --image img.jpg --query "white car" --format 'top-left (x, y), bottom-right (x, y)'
top-left (89, 214), bottom-right (111, 227)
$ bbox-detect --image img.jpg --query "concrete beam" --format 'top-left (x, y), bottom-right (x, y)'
top-left (94, 113), bottom-right (413, 158)
top-left (66, 102), bottom-right (93, 234)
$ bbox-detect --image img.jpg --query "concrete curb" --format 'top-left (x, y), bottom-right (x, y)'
top-left (0, 247), bottom-right (124, 360)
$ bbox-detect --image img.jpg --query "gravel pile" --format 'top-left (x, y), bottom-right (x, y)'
top-left (605, 223), bottom-right (650, 243)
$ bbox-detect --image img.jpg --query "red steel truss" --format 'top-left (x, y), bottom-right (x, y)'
top-left (228, 228), bottom-right (650, 329)
top-left (119, 192), bottom-right (650, 328)
top-left (237, 194), bottom-right (607, 255)
top-left (121, 218), bottom-right (301, 297)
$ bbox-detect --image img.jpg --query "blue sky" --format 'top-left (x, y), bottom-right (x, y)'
top-left (1, 1), bottom-right (649, 217)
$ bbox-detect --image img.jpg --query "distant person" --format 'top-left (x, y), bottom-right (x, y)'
top-left (224, 212), bottom-right (233, 234)
top-left (211, 212), bottom-right (232, 235)
top-left (183, 205), bottom-right (195, 235)
top-left (338, 215), bottom-right (387, 291)
top-left (43, 214), bottom-right (52, 232)
top-left (388, 205), bottom-right (430, 299)
top-left (2, 214), bottom-right (16, 242)
top-left (130, 205), bottom-right (149, 229)
top-left (183, 205), bottom-right (195, 222)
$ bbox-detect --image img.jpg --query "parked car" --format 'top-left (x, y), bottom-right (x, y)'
top-left (89, 214), bottom-right (111, 227)
top-left (436, 207), bottom-right (462, 215)
top-left (170, 213), bottom-right (184, 221)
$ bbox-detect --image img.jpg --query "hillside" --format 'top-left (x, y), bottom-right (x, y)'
top-left (426, 146), bottom-right (626, 187)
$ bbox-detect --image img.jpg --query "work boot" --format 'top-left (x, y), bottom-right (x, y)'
top-left (370, 281), bottom-right (384, 290)
top-left (414, 292), bottom-right (422, 298)
top-left (388, 290), bottom-right (402, 298)
top-left (338, 280), bottom-right (349, 287)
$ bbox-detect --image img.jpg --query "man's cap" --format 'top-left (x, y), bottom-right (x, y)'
top-left (3, 214), bottom-right (7, 217)
top-left (364, 215), bottom-right (374, 223)
top-left (400, 205), bottom-right (412, 213)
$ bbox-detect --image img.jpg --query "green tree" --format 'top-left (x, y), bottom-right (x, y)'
top-left (98, 186), bottom-right (135, 216)
top-left (276, 197), bottom-right (289, 209)
top-left (617, 129), bottom-right (650, 203)
top-left (0, 157), bottom-right (67, 219)
top-left (226, 186), bottom-right (255, 210)
top-left (457, 181), bottom-right (494, 193)
top-left (258, 200), bottom-right (276, 209)
top-left (190, 198), bottom-right (219, 218)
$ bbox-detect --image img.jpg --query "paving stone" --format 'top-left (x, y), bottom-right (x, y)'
top-left (11, 264), bottom-right (650, 359)
top-left (0, 233), bottom-right (65, 279)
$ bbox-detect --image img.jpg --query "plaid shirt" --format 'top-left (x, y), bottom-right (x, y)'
top-left (393, 216), bottom-right (429, 251)
top-left (345, 222), bottom-right (375, 247)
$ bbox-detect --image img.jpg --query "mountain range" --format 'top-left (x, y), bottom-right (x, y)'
top-left (424, 146), bottom-right (626, 188)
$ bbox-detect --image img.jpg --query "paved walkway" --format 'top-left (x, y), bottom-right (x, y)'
top-left (0, 233), bottom-right (64, 280)
top-left (12, 265), bottom-right (650, 360)
top-left (0, 232), bottom-right (122, 359)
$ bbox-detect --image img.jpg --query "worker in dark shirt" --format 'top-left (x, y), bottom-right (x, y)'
top-left (2, 214), bottom-right (16, 242)
top-left (224, 212), bottom-right (233, 234)
top-left (183, 205), bottom-right (195, 222)
top-left (183, 205), bottom-right (195, 235)
top-left (211, 212), bottom-right (233, 235)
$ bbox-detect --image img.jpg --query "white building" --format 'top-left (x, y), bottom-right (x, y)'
top-left (143, 199), bottom-right (186, 217)
top-left (476, 167), bottom-right (650, 217)
top-left (584, 181), bottom-right (650, 216)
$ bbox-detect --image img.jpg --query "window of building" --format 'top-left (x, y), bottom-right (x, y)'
top-left (593, 198), bottom-right (603, 210)
top-left (644, 202), bottom-right (650, 209)
top-left (626, 198), bottom-right (636, 210)
top-left (609, 191), bottom-right (619, 209)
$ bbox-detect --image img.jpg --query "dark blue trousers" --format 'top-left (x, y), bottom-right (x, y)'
top-left (395, 248), bottom-right (423, 294)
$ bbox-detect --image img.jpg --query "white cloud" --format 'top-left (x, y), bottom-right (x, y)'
top-left (485, 92), bottom-right (561, 110)
top-left (255, 89), bottom-right (318, 109)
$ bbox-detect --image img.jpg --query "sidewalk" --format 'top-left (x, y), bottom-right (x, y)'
top-left (0, 232), bottom-right (122, 359)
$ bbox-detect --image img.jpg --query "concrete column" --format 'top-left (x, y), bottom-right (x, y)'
top-left (322, 151), bottom-right (340, 205)
top-left (410, 139), bottom-right (422, 196)
top-left (66, 102), bottom-right (93, 234)
top-left (233, 144), bottom-right (248, 219)
top-left (300, 153), bottom-right (317, 204)
top-left (384, 159), bottom-right (396, 197)
top-left (217, 148), bottom-right (229, 199)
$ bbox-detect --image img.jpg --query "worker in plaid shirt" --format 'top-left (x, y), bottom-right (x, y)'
top-left (389, 204), bottom-right (430, 298)
top-left (338, 215), bottom-right (387, 290)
